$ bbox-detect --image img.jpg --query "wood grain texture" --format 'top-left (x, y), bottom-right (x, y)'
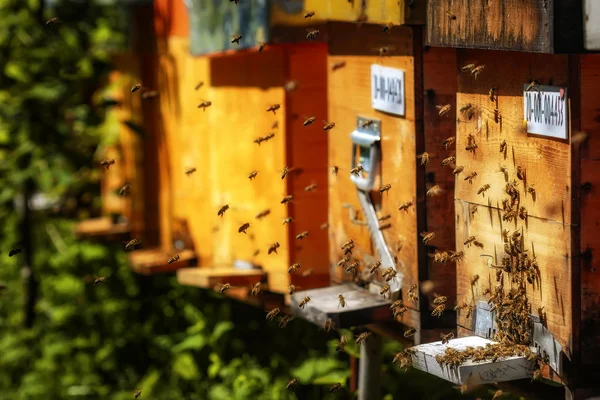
top-left (128, 248), bottom-right (197, 275)
top-left (327, 25), bottom-right (421, 326)
top-left (74, 217), bottom-right (130, 241)
top-left (176, 267), bottom-right (266, 288)
top-left (580, 55), bottom-right (600, 161)
top-left (454, 50), bottom-right (572, 224)
top-left (454, 199), bottom-right (573, 354)
top-left (304, 0), bottom-right (425, 25)
top-left (154, 0), bottom-right (189, 38)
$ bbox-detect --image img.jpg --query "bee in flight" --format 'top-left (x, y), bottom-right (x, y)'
top-left (251, 282), bottom-right (262, 296)
top-left (119, 184), bottom-right (130, 196)
top-left (217, 204), bottom-right (229, 217)
top-left (231, 34), bottom-right (242, 44)
top-left (100, 159), bottom-right (115, 169)
top-left (8, 248), bottom-right (22, 257)
top-left (380, 184), bottom-right (391, 194)
top-left (323, 121), bottom-right (335, 131)
top-left (286, 378), bottom-right (298, 390)
top-left (197, 100), bottom-right (212, 111)
top-left (268, 242), bottom-right (280, 255)
top-left (167, 254), bottom-right (180, 264)
top-left (46, 17), bottom-right (60, 27)
top-left (185, 167), bottom-right (197, 176)
top-left (134, 388), bottom-right (142, 399)
top-left (306, 29), bottom-right (320, 40)
top-left (194, 81), bottom-right (204, 90)
top-left (131, 83), bottom-right (142, 93)
top-left (332, 166), bottom-right (339, 175)
top-left (329, 383), bottom-right (342, 394)
top-left (304, 10), bottom-right (315, 19)
top-left (417, 152), bottom-right (430, 166)
top-left (266, 308), bottom-right (280, 321)
top-left (125, 238), bottom-right (140, 251)
top-left (283, 217), bottom-right (293, 225)
top-left (436, 104), bottom-right (451, 117)
top-left (94, 277), bottom-right (106, 286)
top-left (281, 195), bottom-right (293, 204)
top-left (355, 332), bottom-right (372, 344)
top-left (350, 165), bottom-right (364, 176)
top-left (296, 231), bottom-right (309, 240)
top-left (398, 201), bottom-right (413, 211)
top-left (220, 283), bottom-right (231, 293)
top-left (383, 22), bottom-right (394, 33)
top-left (404, 328), bottom-right (417, 338)
top-left (238, 223), bottom-right (250, 234)
top-left (331, 61), bottom-right (346, 71)
top-left (267, 104), bottom-right (281, 114)
top-left (298, 296), bottom-right (311, 308)
top-left (248, 170), bottom-right (258, 180)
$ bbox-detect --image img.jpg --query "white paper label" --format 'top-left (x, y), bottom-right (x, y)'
top-left (371, 65), bottom-right (405, 116)
top-left (523, 85), bottom-right (568, 140)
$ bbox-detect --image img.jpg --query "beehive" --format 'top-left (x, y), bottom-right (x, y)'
top-left (304, 0), bottom-right (425, 25)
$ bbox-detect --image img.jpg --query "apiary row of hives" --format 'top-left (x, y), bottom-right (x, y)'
top-left (77, 1), bottom-right (600, 398)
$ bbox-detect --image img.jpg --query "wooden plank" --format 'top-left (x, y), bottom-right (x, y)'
top-left (153, 0), bottom-right (190, 38)
top-left (128, 248), bottom-right (197, 275)
top-left (74, 217), bottom-right (130, 241)
top-left (454, 199), bottom-right (573, 355)
top-left (454, 49), bottom-right (572, 224)
top-left (303, 0), bottom-right (425, 25)
top-left (580, 55), bottom-right (600, 161)
top-left (176, 267), bottom-right (266, 288)
top-left (327, 25), bottom-right (421, 325)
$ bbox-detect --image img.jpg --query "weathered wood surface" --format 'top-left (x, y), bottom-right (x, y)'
top-left (327, 24), bottom-right (421, 326)
top-left (154, 0), bottom-right (189, 38)
top-left (427, 0), bottom-right (583, 54)
top-left (74, 217), bottom-right (130, 241)
top-left (454, 50), bottom-right (572, 224)
top-left (305, 0), bottom-right (425, 25)
top-left (176, 267), bottom-right (266, 289)
top-left (128, 248), bottom-right (197, 275)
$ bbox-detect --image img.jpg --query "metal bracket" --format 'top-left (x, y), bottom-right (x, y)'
top-left (532, 315), bottom-right (563, 375)
top-left (474, 301), bottom-right (497, 339)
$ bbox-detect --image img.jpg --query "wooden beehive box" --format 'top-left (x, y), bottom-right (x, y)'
top-left (304, 0), bottom-right (425, 25)
top-left (451, 49), bottom-right (600, 387)
top-left (426, 0), bottom-right (585, 53)
top-left (287, 22), bottom-right (457, 338)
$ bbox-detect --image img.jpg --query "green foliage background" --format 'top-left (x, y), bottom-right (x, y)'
top-left (0, 0), bottom-right (526, 399)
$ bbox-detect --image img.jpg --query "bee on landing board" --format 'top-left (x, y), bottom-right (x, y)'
top-left (338, 294), bottom-right (346, 308)
top-left (453, 165), bottom-right (464, 175)
top-left (217, 204), bottom-right (229, 217)
top-left (100, 159), bottom-right (115, 169)
top-left (380, 285), bottom-right (391, 298)
top-left (231, 34), bottom-right (242, 44)
top-left (238, 223), bottom-right (250, 234)
top-left (167, 254), bottom-right (180, 264)
top-left (446, 10), bottom-right (457, 20)
top-left (197, 101), bottom-right (212, 111)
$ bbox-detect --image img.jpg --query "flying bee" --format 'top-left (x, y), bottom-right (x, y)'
top-left (220, 283), bottom-right (231, 293)
top-left (248, 170), bottom-right (258, 180)
top-left (383, 22), bottom-right (394, 33)
top-left (100, 159), bottom-right (115, 169)
top-left (477, 184), bottom-right (491, 196)
top-left (398, 201), bottom-right (413, 211)
top-left (8, 248), bottom-right (22, 257)
top-left (286, 378), bottom-right (298, 390)
top-left (441, 332), bottom-right (454, 344)
top-left (288, 263), bottom-right (301, 274)
top-left (436, 104), bottom-right (451, 117)
top-left (268, 242), bottom-right (280, 255)
top-left (197, 100), bottom-right (212, 111)
top-left (304, 10), bottom-right (315, 18)
top-left (433, 294), bottom-right (447, 305)
top-left (323, 121), bottom-right (336, 131)
top-left (302, 270), bottom-right (313, 278)
top-left (195, 81), bottom-right (204, 90)
top-left (449, 251), bottom-right (464, 263)
top-left (118, 184), bottom-right (130, 196)
top-left (283, 217), bottom-right (293, 225)
top-left (217, 204), bottom-right (229, 217)
top-left (288, 284), bottom-right (299, 295)
top-left (461, 63), bottom-right (475, 72)
top-left (185, 167), bottom-right (197, 175)
top-left (256, 209), bottom-right (271, 219)
top-left (296, 231), bottom-right (309, 240)
top-left (263, 132), bottom-right (275, 142)
top-left (417, 152), bottom-right (434, 167)
top-left (281, 195), bottom-right (293, 204)
top-left (251, 282), bottom-right (262, 296)
top-left (378, 214), bottom-right (391, 222)
top-left (489, 87), bottom-right (497, 102)
top-left (303, 116), bottom-right (316, 126)
top-left (471, 65), bottom-right (485, 79)
top-left (441, 136), bottom-right (455, 149)
top-left (356, 332), bottom-right (372, 344)
top-left (167, 254), bottom-right (180, 264)
top-left (404, 328), bottom-right (417, 338)
top-left (305, 28), bottom-right (320, 40)
top-left (337, 256), bottom-right (350, 267)
top-left (332, 61), bottom-right (346, 71)
top-left (442, 155), bottom-right (456, 167)
top-left (134, 389), bottom-right (142, 399)
top-left (338, 294), bottom-right (346, 308)
top-left (238, 222), bottom-right (250, 234)
top-left (464, 171), bottom-right (477, 183)
top-left (380, 285), bottom-right (391, 298)
top-left (254, 137), bottom-right (265, 145)
top-left (361, 119), bottom-right (374, 128)
top-left (464, 236), bottom-right (477, 246)
top-left (516, 166), bottom-right (525, 180)
top-left (492, 390), bottom-right (504, 400)
top-left (324, 318), bottom-right (333, 332)
top-left (304, 183), bottom-right (317, 192)
top-left (380, 183), bottom-right (391, 194)
top-left (453, 165), bottom-right (464, 175)
top-left (420, 231), bottom-right (435, 245)
top-left (125, 238), bottom-right (140, 251)
top-left (408, 284), bottom-right (419, 303)
top-left (393, 306), bottom-right (408, 318)
top-left (94, 277), bottom-right (106, 286)
top-left (131, 83), bottom-right (142, 93)
top-left (446, 10), bottom-right (457, 20)
top-left (266, 308), bottom-right (280, 320)
top-left (281, 166), bottom-right (289, 180)
top-left (231, 34), bottom-right (242, 44)
top-left (426, 185), bottom-right (443, 196)
top-left (320, 222), bottom-right (329, 230)
top-left (370, 261), bottom-right (382, 274)
top-left (46, 17), bottom-right (60, 27)
top-left (332, 166), bottom-right (339, 175)
top-left (350, 165), bottom-right (364, 176)
top-left (267, 104), bottom-right (281, 114)
top-left (432, 304), bottom-right (446, 318)
top-left (329, 383), bottom-right (342, 394)
top-left (532, 369), bottom-right (542, 382)
top-left (258, 42), bottom-right (266, 52)
top-left (298, 296), bottom-right (311, 308)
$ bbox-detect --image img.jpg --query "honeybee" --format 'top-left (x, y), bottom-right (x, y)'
top-left (220, 283), bottom-right (231, 293)
top-left (379, 222), bottom-right (392, 231)
top-left (134, 389), bottom-right (142, 399)
top-left (527, 184), bottom-right (536, 196)
top-left (100, 159), bottom-right (115, 169)
top-left (471, 65), bottom-right (485, 79)
top-left (516, 166), bottom-right (525, 180)
top-left (519, 206), bottom-right (528, 220)
top-left (217, 204), bottom-right (229, 217)
top-left (248, 170), bottom-right (258, 180)
top-left (378, 214), bottom-right (391, 222)
top-left (393, 306), bottom-right (408, 318)
top-left (280, 166), bottom-right (290, 180)
top-left (251, 282), bottom-right (262, 296)
top-left (194, 81), bottom-right (204, 90)
top-left (420, 231), bottom-right (435, 245)
top-left (433, 294), bottom-right (447, 305)
top-left (253, 249), bottom-right (260, 257)
top-left (453, 165), bottom-right (464, 175)
top-left (304, 10), bottom-right (315, 18)
top-left (336, 334), bottom-right (347, 351)
top-left (432, 304), bottom-right (446, 318)
top-left (266, 308), bottom-right (280, 320)
top-left (390, 300), bottom-right (403, 310)
top-left (125, 238), bottom-right (140, 251)
top-left (288, 263), bottom-right (301, 274)
top-left (118, 184), bottom-right (130, 196)
top-left (441, 136), bottom-right (455, 149)
top-left (380, 285), bottom-right (391, 298)
top-left (267, 104), bottom-right (281, 114)
top-left (408, 284), bottom-right (419, 303)
top-left (426, 185), bottom-right (443, 196)
top-left (332, 166), bottom-right (339, 175)
top-left (231, 34), bottom-right (242, 44)
top-left (305, 29), bottom-right (320, 40)
top-left (381, 267), bottom-right (394, 279)
top-left (499, 139), bottom-right (507, 153)
top-left (350, 164), bottom-right (364, 176)
top-left (46, 17), bottom-right (60, 26)
top-left (337, 256), bottom-right (350, 267)
top-left (441, 332), bottom-right (454, 344)
top-left (197, 100), bottom-right (212, 111)
top-left (356, 332), bottom-right (372, 344)
top-left (167, 254), bottom-right (180, 264)
top-left (320, 222), bottom-right (329, 230)
top-left (94, 277), bottom-right (106, 286)
top-left (323, 121), bottom-right (336, 131)
top-left (303, 116), bottom-right (316, 126)
top-left (345, 261), bottom-right (359, 275)
top-left (460, 103), bottom-right (473, 114)
top-left (131, 83), bottom-right (142, 93)
top-left (284, 80), bottom-right (298, 92)
top-left (288, 284), bottom-right (298, 295)
top-left (465, 142), bottom-right (478, 151)
top-left (398, 201), bottom-right (413, 211)
top-left (492, 390), bottom-right (503, 400)
top-left (298, 296), bottom-right (311, 308)
top-left (361, 119), bottom-right (374, 128)
top-left (417, 152), bottom-right (430, 165)
top-left (384, 268), bottom-right (397, 282)
top-left (383, 22), bottom-right (394, 33)
top-left (8, 248), bottom-right (21, 257)
top-left (268, 242), bottom-right (280, 254)
top-left (282, 218), bottom-right (293, 225)
top-left (324, 318), bottom-right (333, 332)
top-left (286, 378), bottom-right (298, 390)
top-left (253, 137), bottom-right (265, 145)
top-left (404, 328), bottom-right (417, 338)
top-left (329, 383), bottom-right (342, 394)
top-left (304, 183), bottom-right (317, 192)
top-left (185, 167), bottom-right (197, 175)
top-left (281, 195), bottom-right (293, 204)
top-left (256, 209), bottom-right (271, 219)
top-left (238, 223), bottom-right (250, 234)
top-left (477, 184), bottom-right (491, 195)
top-left (380, 184), bottom-right (392, 194)
top-left (464, 171), bottom-right (477, 183)
top-left (446, 10), bottom-right (457, 19)
top-left (338, 294), bottom-right (346, 308)
top-left (449, 251), bottom-right (464, 263)
top-left (464, 236), bottom-right (477, 246)
top-left (331, 61), bottom-right (346, 71)
top-left (258, 42), bottom-right (266, 52)
top-left (369, 261), bottom-right (382, 274)
top-left (489, 87), bottom-right (497, 102)
top-left (525, 80), bottom-right (539, 92)
top-left (437, 104), bottom-right (451, 117)
top-left (442, 155), bottom-right (456, 167)
top-left (461, 64), bottom-right (475, 72)
top-left (296, 231), bottom-right (309, 240)
top-left (263, 132), bottom-right (275, 142)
